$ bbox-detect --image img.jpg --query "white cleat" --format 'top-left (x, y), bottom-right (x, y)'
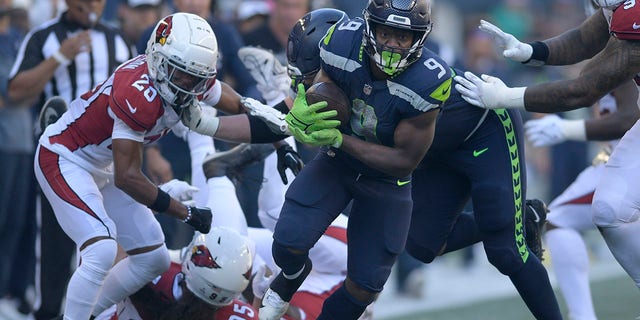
top-left (258, 288), bottom-right (289, 320)
top-left (238, 46), bottom-right (290, 102)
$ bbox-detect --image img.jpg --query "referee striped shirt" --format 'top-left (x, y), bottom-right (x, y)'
top-left (9, 12), bottom-right (132, 108)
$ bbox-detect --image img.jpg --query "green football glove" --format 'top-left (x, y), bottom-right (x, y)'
top-left (310, 128), bottom-right (343, 148)
top-left (285, 83), bottom-right (341, 132)
top-left (289, 125), bottom-right (327, 145)
top-left (289, 126), bottom-right (340, 147)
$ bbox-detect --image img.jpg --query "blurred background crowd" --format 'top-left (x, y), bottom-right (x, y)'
top-left (0, 0), bottom-right (600, 319)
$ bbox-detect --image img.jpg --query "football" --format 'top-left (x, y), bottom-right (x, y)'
top-left (305, 82), bottom-right (351, 130)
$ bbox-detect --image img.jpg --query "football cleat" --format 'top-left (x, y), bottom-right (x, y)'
top-left (258, 288), bottom-right (290, 320)
top-left (37, 96), bottom-right (68, 136)
top-left (238, 46), bottom-right (290, 102)
top-left (524, 199), bottom-right (548, 261)
top-left (202, 143), bottom-right (275, 181)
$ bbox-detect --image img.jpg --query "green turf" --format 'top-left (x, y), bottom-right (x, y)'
top-left (385, 275), bottom-right (639, 320)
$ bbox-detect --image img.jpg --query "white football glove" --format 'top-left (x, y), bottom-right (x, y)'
top-left (479, 20), bottom-right (533, 63)
top-left (181, 100), bottom-right (220, 137)
top-left (238, 47), bottom-right (290, 104)
top-left (251, 264), bottom-right (277, 300)
top-left (159, 179), bottom-right (199, 206)
top-left (241, 97), bottom-right (290, 135)
top-left (454, 71), bottom-right (526, 109)
top-left (525, 114), bottom-right (587, 147)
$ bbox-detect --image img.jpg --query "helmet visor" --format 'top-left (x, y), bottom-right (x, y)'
top-left (164, 58), bottom-right (217, 105)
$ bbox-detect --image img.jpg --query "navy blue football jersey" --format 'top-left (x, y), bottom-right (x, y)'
top-left (318, 18), bottom-right (452, 176)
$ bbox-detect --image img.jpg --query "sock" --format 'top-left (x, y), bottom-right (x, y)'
top-left (207, 177), bottom-right (248, 235)
top-left (187, 131), bottom-right (215, 207)
top-left (270, 258), bottom-right (312, 301)
top-left (91, 245), bottom-right (170, 316)
top-left (509, 257), bottom-right (563, 320)
top-left (317, 285), bottom-right (368, 320)
top-left (64, 239), bottom-right (117, 320)
top-left (545, 228), bottom-right (597, 320)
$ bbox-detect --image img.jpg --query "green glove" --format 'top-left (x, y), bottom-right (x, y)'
top-left (310, 128), bottom-right (343, 148)
top-left (286, 83), bottom-right (340, 132)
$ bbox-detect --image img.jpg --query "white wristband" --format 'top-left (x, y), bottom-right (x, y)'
top-left (503, 87), bottom-right (527, 109)
top-left (52, 50), bottom-right (71, 67)
top-left (561, 119), bottom-right (587, 141)
top-left (194, 115), bottom-right (220, 137)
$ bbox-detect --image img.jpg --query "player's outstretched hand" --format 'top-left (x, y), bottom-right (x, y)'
top-left (479, 20), bottom-right (532, 62)
top-left (276, 144), bottom-right (304, 184)
top-left (238, 46), bottom-right (290, 103)
top-left (241, 97), bottom-right (289, 134)
top-left (286, 84), bottom-right (340, 132)
top-left (184, 206), bottom-right (212, 234)
top-left (159, 179), bottom-right (199, 206)
top-left (454, 71), bottom-right (526, 110)
top-left (525, 114), bottom-right (586, 147)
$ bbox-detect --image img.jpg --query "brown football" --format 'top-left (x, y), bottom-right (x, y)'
top-left (305, 82), bottom-right (351, 130)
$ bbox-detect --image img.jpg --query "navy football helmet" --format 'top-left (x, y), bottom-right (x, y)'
top-left (286, 8), bottom-right (349, 91)
top-left (363, 0), bottom-right (433, 75)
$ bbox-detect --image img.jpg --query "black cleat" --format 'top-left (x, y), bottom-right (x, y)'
top-left (524, 199), bottom-right (548, 261)
top-left (202, 143), bottom-right (275, 181)
top-left (37, 96), bottom-right (68, 136)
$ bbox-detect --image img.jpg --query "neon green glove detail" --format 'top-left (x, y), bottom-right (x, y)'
top-left (310, 128), bottom-right (343, 148)
top-left (285, 83), bottom-right (340, 132)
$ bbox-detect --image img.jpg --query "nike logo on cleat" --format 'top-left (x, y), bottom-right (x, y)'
top-left (473, 147), bottom-right (489, 157)
top-left (396, 179), bottom-right (410, 186)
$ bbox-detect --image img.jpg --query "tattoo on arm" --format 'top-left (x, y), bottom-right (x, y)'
top-left (545, 10), bottom-right (610, 65)
top-left (525, 38), bottom-right (640, 113)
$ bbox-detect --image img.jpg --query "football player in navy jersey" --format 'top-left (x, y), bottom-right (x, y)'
top-left (243, 5), bottom-right (563, 319)
top-left (257, 1), bottom-right (452, 319)
top-left (406, 68), bottom-right (563, 319)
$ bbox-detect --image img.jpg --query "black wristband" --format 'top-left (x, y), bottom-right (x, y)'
top-left (523, 41), bottom-right (549, 66)
top-left (273, 100), bottom-right (289, 114)
top-left (248, 114), bottom-right (289, 143)
top-left (148, 188), bottom-right (171, 213)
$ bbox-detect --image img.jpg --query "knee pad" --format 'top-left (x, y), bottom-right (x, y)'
top-left (78, 239), bottom-right (118, 284)
top-left (405, 238), bottom-right (437, 263)
top-left (484, 245), bottom-right (524, 276)
top-left (592, 199), bottom-right (640, 228)
top-left (129, 244), bottom-right (171, 280)
top-left (272, 240), bottom-right (308, 275)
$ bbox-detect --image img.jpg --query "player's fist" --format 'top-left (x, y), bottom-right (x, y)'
top-left (184, 206), bottom-right (212, 234)
top-left (276, 144), bottom-right (303, 184)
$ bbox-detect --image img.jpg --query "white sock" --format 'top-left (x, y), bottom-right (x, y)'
top-left (187, 131), bottom-right (215, 207)
top-left (64, 239), bottom-right (117, 320)
top-left (91, 245), bottom-right (170, 316)
top-left (207, 177), bottom-right (248, 235)
top-left (257, 137), bottom-right (295, 231)
top-left (545, 228), bottom-right (597, 320)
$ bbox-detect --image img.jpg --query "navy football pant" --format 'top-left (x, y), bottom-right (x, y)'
top-left (274, 152), bottom-right (412, 292)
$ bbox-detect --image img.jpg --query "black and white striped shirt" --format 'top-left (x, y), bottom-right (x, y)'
top-left (9, 12), bottom-right (132, 108)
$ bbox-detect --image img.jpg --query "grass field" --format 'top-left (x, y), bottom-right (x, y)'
top-left (385, 274), bottom-right (639, 320)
